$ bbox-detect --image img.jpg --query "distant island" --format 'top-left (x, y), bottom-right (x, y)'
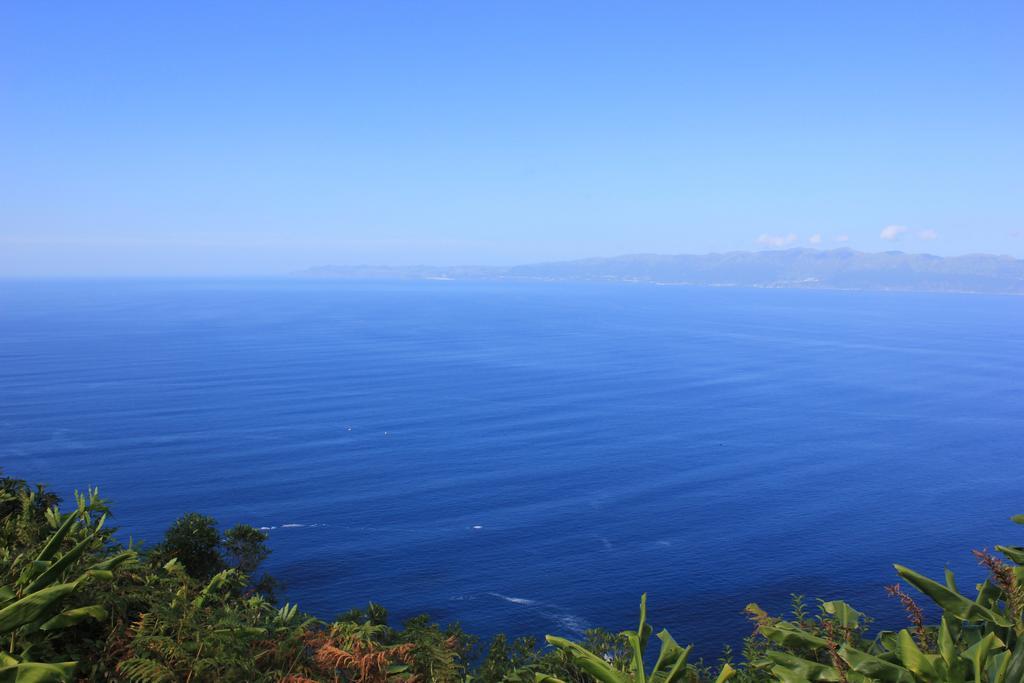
top-left (295, 248), bottom-right (1024, 295)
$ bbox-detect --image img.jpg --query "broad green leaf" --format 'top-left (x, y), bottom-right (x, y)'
top-left (649, 629), bottom-right (687, 678)
top-left (0, 661), bottom-right (76, 683)
top-left (991, 650), bottom-right (1011, 683)
top-left (894, 565), bottom-right (1011, 626)
top-left (39, 604), bottom-right (106, 631)
top-left (895, 629), bottom-right (941, 679)
top-left (1000, 642), bottom-right (1024, 683)
top-left (938, 616), bottom-right (956, 668)
top-left (839, 644), bottom-right (916, 683)
top-left (945, 568), bottom-right (959, 593)
top-left (534, 675), bottom-right (568, 683)
top-left (25, 535), bottom-right (95, 594)
top-left (17, 562), bottom-right (51, 585)
top-left (86, 550), bottom-right (135, 573)
top-left (994, 545), bottom-right (1024, 565)
top-left (961, 632), bottom-right (1003, 683)
top-left (625, 632), bottom-right (646, 682)
top-left (650, 632), bottom-right (690, 683)
top-left (767, 651), bottom-right (873, 683)
top-left (770, 666), bottom-right (812, 683)
top-left (760, 624), bottom-right (829, 650)
top-left (545, 636), bottom-right (630, 683)
top-left (821, 600), bottom-right (865, 629)
top-left (1010, 514), bottom-right (1024, 525)
top-left (713, 663), bottom-right (736, 682)
top-left (975, 580), bottom-right (1002, 609)
top-left (0, 582), bottom-right (78, 635)
top-left (630, 593), bottom-right (653, 672)
top-left (876, 630), bottom-right (899, 653)
top-left (34, 512), bottom-right (78, 564)
top-left (620, 593), bottom-right (654, 681)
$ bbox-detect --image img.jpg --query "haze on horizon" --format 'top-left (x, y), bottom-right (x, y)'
top-left (2, 1), bottom-right (1022, 277)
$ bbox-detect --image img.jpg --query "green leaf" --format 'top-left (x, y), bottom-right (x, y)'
top-left (992, 650), bottom-right (1012, 683)
top-left (626, 592), bottom-right (653, 678)
top-left (0, 661), bottom-right (76, 683)
top-left (875, 630), bottom-right (899, 653)
top-left (25, 535), bottom-right (95, 594)
top-left (545, 636), bottom-right (630, 683)
top-left (0, 582), bottom-right (78, 635)
top-left (625, 633), bottom-right (646, 682)
top-left (760, 624), bottom-right (830, 650)
top-left (714, 663), bottom-right (736, 683)
top-left (895, 629), bottom-right (942, 679)
top-left (944, 568), bottom-right (959, 594)
top-left (766, 651), bottom-right (869, 683)
top-left (1000, 642), bottom-right (1024, 683)
top-left (821, 600), bottom-right (864, 629)
top-left (39, 604), bottom-right (106, 631)
top-left (839, 644), bottom-right (916, 683)
top-left (17, 562), bottom-right (51, 585)
top-left (649, 631), bottom-right (690, 683)
top-left (975, 580), bottom-right (1002, 609)
top-left (86, 550), bottom-right (135, 573)
top-left (894, 565), bottom-right (1011, 626)
top-left (1010, 514), bottom-right (1024, 525)
top-left (34, 512), bottom-right (78, 564)
top-left (938, 616), bottom-right (956, 668)
top-left (649, 628), bottom-right (684, 676)
top-left (994, 545), bottom-right (1024, 565)
top-left (961, 632), bottom-right (1003, 683)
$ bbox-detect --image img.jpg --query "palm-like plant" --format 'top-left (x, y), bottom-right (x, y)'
top-left (539, 594), bottom-right (736, 683)
top-left (1, 489), bottom-right (134, 682)
top-left (757, 514), bottom-right (1024, 682)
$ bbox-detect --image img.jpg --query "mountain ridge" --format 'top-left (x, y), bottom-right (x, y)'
top-left (295, 248), bottom-right (1024, 294)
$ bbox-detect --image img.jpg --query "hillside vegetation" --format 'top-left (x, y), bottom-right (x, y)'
top-left (2, 470), bottom-right (1022, 682)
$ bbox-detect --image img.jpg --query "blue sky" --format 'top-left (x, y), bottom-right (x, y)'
top-left (2, 1), bottom-right (1022, 275)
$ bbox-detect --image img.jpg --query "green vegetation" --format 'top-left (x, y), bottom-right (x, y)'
top-left (2, 470), bottom-right (1022, 682)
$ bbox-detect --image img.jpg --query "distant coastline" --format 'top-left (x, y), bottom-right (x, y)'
top-left (293, 248), bottom-right (1024, 296)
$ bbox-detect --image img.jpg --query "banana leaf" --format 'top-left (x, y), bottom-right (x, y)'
top-left (894, 565), bottom-right (1011, 627)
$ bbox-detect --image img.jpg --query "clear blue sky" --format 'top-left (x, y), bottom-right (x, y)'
top-left (2, 1), bottom-right (1022, 275)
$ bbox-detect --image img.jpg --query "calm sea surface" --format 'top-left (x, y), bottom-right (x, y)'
top-left (1, 279), bottom-right (1022, 655)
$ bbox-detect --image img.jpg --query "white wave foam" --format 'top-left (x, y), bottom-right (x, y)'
top-left (487, 592), bottom-right (538, 606)
top-left (257, 523), bottom-right (327, 531)
top-left (553, 613), bottom-right (590, 635)
top-left (486, 593), bottom-right (589, 636)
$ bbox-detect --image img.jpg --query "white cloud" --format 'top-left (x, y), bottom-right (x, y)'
top-left (880, 225), bottom-right (909, 241)
top-left (917, 229), bottom-right (938, 240)
top-left (756, 233), bottom-right (798, 247)
top-left (808, 233), bottom-right (822, 245)
top-left (835, 235), bottom-right (850, 243)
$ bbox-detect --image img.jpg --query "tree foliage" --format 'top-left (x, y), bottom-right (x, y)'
top-left (3, 469), bottom-right (1024, 682)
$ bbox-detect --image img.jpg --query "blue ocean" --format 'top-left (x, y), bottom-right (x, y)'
top-left (1, 279), bottom-right (1021, 656)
